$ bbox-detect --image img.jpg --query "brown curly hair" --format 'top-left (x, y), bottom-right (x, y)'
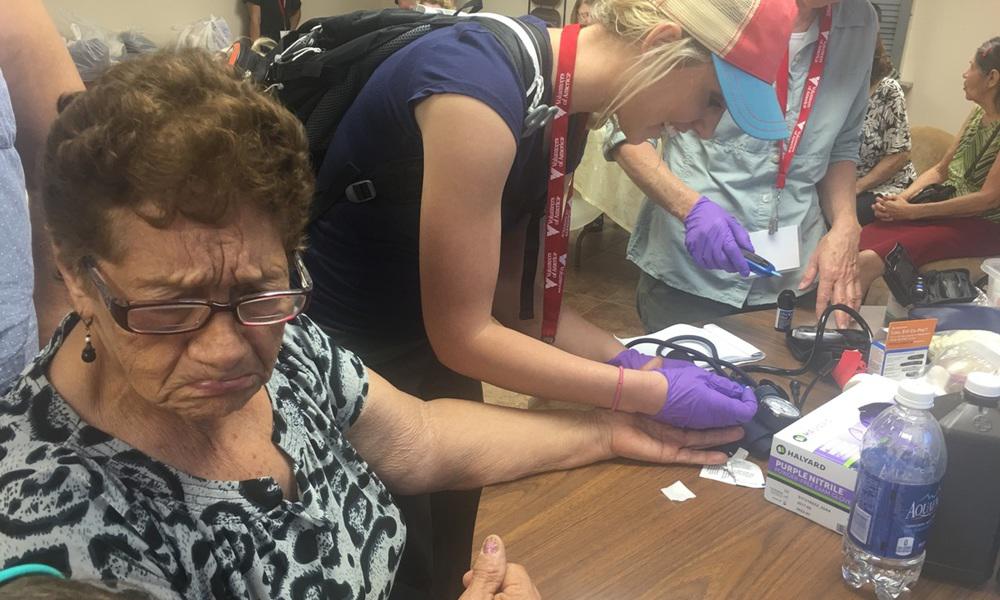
top-left (871, 39), bottom-right (894, 87)
top-left (42, 48), bottom-right (314, 273)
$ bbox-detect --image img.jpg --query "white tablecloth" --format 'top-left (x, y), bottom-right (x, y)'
top-left (570, 127), bottom-right (646, 233)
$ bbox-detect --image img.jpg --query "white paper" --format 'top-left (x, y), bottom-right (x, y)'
top-left (618, 323), bottom-right (765, 365)
top-left (661, 481), bottom-right (697, 502)
top-left (748, 225), bottom-right (800, 273)
top-left (700, 449), bottom-right (766, 489)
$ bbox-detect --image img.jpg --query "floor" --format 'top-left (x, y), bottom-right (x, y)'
top-left (482, 218), bottom-right (645, 410)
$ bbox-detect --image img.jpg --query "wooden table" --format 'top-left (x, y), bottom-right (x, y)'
top-left (474, 309), bottom-right (1000, 599)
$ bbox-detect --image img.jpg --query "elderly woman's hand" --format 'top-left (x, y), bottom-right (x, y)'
top-left (873, 195), bottom-right (919, 221)
top-left (604, 411), bottom-right (745, 466)
top-left (460, 535), bottom-right (541, 600)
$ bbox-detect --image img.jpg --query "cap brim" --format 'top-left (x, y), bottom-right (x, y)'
top-left (712, 54), bottom-right (789, 141)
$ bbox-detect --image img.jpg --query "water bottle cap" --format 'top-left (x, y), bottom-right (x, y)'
top-left (895, 378), bottom-right (936, 410)
top-left (964, 372), bottom-right (1000, 402)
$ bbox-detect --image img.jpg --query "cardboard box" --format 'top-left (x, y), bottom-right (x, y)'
top-left (764, 375), bottom-right (900, 533)
top-left (867, 318), bottom-right (937, 381)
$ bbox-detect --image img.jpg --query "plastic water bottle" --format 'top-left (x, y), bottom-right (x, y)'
top-left (841, 378), bottom-right (948, 599)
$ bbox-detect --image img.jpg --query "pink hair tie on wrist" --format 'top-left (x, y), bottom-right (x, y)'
top-left (611, 365), bottom-right (625, 411)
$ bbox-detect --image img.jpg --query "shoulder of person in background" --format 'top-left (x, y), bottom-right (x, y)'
top-left (0, 1), bottom-right (82, 367)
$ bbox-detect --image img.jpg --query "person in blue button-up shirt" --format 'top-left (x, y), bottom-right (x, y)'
top-left (607, 0), bottom-right (876, 331)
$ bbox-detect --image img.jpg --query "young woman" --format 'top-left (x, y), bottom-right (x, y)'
top-left (858, 37), bottom-right (1000, 298)
top-left (302, 0), bottom-right (797, 597)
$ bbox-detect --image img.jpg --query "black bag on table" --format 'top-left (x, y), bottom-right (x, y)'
top-left (883, 243), bottom-right (979, 306)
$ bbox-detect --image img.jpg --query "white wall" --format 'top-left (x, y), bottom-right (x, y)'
top-left (900, 0), bottom-right (1000, 133)
top-left (41, 0), bottom-right (530, 48)
top-left (42, 0), bottom-right (397, 47)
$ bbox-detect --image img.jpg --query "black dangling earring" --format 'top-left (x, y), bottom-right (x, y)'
top-left (81, 318), bottom-right (97, 363)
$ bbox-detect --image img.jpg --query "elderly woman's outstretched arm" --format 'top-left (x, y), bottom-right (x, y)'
top-left (347, 368), bottom-right (744, 496)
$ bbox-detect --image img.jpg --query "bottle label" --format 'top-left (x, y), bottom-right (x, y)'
top-left (847, 470), bottom-right (940, 559)
top-left (774, 308), bottom-right (793, 330)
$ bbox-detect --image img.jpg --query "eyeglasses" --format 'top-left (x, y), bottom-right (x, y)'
top-left (83, 253), bottom-right (312, 335)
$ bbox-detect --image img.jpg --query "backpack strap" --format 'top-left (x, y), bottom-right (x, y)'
top-left (311, 15), bottom-right (553, 226)
top-left (469, 14), bottom-right (549, 121)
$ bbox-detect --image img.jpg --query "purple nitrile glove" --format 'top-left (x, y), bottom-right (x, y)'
top-left (683, 196), bottom-right (754, 277)
top-left (606, 348), bottom-right (658, 370)
top-left (653, 358), bottom-right (758, 429)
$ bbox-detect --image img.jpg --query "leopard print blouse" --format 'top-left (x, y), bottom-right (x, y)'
top-left (0, 314), bottom-right (404, 599)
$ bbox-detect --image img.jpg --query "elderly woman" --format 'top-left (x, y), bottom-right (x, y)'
top-left (0, 49), bottom-right (739, 599)
top-left (858, 37), bottom-right (1000, 298)
top-left (854, 39), bottom-right (917, 226)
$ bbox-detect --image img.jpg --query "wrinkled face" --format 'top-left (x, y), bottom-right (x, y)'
top-left (577, 2), bottom-right (592, 26)
top-left (66, 206), bottom-right (293, 423)
top-left (963, 58), bottom-right (999, 107)
top-left (615, 61), bottom-right (726, 144)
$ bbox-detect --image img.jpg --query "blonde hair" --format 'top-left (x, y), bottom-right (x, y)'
top-left (589, 0), bottom-right (713, 126)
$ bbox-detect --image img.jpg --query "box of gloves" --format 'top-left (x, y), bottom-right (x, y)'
top-left (763, 375), bottom-right (899, 533)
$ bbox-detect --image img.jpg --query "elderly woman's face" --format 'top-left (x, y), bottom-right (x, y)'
top-left (73, 207), bottom-right (291, 422)
top-left (964, 59), bottom-right (1000, 106)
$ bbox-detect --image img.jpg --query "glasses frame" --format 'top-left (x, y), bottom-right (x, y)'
top-left (82, 252), bottom-right (313, 335)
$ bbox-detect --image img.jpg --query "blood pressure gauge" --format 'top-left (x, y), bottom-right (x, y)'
top-left (755, 381), bottom-right (801, 433)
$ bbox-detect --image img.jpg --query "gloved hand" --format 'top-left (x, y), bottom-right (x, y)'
top-left (653, 358), bottom-right (758, 429)
top-left (683, 196), bottom-right (754, 277)
top-left (606, 348), bottom-right (659, 370)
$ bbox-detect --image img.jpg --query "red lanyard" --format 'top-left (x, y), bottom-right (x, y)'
top-left (278, 0), bottom-right (288, 27)
top-left (770, 5), bottom-right (833, 231)
top-left (541, 24), bottom-right (581, 343)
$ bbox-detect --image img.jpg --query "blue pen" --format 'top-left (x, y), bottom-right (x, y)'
top-left (742, 249), bottom-right (779, 277)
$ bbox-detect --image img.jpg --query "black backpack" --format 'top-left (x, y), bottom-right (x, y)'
top-left (228, 6), bottom-right (555, 222)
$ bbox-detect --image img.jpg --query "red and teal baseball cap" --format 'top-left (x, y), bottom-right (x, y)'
top-left (663, 0), bottom-right (798, 140)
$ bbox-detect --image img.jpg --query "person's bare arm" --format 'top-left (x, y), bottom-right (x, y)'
top-left (289, 9), bottom-right (302, 30)
top-left (611, 140), bottom-right (701, 220)
top-left (891, 113), bottom-right (970, 201)
top-left (416, 94), bottom-right (664, 415)
top-left (347, 369), bottom-right (741, 495)
top-left (246, 3), bottom-right (262, 40)
top-left (856, 151), bottom-right (911, 194)
top-left (908, 152), bottom-right (1000, 219)
top-left (800, 160), bottom-right (862, 328)
top-left (0, 0), bottom-right (84, 344)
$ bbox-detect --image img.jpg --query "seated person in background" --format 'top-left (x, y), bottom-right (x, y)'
top-left (570, 0), bottom-right (593, 25)
top-left (855, 39), bottom-right (917, 226)
top-left (0, 49), bottom-right (741, 600)
top-left (858, 37), bottom-right (1000, 299)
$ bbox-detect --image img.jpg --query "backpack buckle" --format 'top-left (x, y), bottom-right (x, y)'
top-left (345, 180), bottom-right (376, 203)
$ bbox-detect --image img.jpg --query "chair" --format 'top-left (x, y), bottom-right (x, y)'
top-left (910, 125), bottom-right (955, 173)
